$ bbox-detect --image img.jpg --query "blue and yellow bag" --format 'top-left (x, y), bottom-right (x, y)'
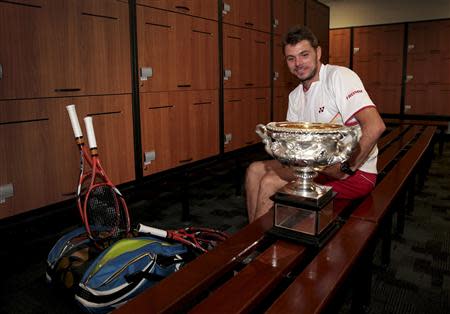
top-left (46, 228), bottom-right (188, 313)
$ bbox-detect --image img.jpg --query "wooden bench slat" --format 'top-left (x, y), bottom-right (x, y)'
top-left (384, 118), bottom-right (448, 128)
top-left (189, 240), bottom-right (307, 314)
top-left (351, 126), bottom-right (436, 223)
top-left (377, 125), bottom-right (407, 150)
top-left (113, 212), bottom-right (273, 314)
top-left (377, 125), bottom-right (422, 172)
top-left (266, 218), bottom-right (377, 314)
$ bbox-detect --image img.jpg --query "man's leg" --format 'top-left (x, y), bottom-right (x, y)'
top-left (253, 170), bottom-right (292, 221)
top-left (246, 160), bottom-right (295, 223)
top-left (245, 160), bottom-right (283, 222)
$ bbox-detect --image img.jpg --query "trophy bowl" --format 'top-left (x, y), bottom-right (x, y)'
top-left (256, 121), bottom-right (359, 202)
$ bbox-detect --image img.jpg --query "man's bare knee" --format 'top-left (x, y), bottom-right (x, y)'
top-left (260, 172), bottom-right (288, 195)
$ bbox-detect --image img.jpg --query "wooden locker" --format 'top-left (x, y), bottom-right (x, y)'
top-left (0, 0), bottom-right (82, 99)
top-left (187, 91), bottom-right (219, 161)
top-left (223, 24), bottom-right (249, 89)
top-left (404, 85), bottom-right (427, 114)
top-left (329, 28), bottom-right (351, 67)
top-left (250, 31), bottom-right (271, 88)
top-left (224, 89), bottom-right (248, 152)
top-left (74, 95), bottom-right (135, 185)
top-left (137, 6), bottom-right (218, 92)
top-left (140, 92), bottom-right (177, 174)
top-left (222, 0), bottom-right (270, 33)
top-left (273, 86), bottom-right (290, 122)
top-left (140, 90), bottom-right (219, 175)
top-left (251, 88), bottom-right (271, 142)
top-left (305, 0), bottom-right (329, 63)
top-left (136, 0), bottom-right (218, 20)
top-left (77, 0), bottom-right (131, 95)
top-left (0, 94), bottom-right (134, 218)
top-left (137, 7), bottom-right (178, 92)
top-left (273, 0), bottom-right (305, 36)
top-left (0, 98), bottom-right (59, 217)
top-left (189, 18), bottom-right (219, 90)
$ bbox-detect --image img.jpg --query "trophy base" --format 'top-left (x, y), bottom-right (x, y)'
top-left (274, 185), bottom-right (334, 209)
top-left (268, 218), bottom-right (343, 248)
top-left (269, 191), bottom-right (340, 247)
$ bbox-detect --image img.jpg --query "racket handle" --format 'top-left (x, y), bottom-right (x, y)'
top-left (137, 224), bottom-right (168, 238)
top-left (83, 116), bottom-right (97, 150)
top-left (66, 104), bottom-right (83, 138)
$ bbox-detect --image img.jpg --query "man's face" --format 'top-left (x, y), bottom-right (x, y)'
top-left (284, 40), bottom-right (321, 83)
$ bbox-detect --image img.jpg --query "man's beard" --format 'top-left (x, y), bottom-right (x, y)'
top-left (297, 64), bottom-right (317, 83)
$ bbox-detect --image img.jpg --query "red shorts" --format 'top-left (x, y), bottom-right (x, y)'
top-left (315, 170), bottom-right (376, 200)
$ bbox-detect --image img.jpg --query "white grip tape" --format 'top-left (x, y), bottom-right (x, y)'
top-left (83, 116), bottom-right (97, 149)
top-left (66, 104), bottom-right (83, 138)
top-left (137, 224), bottom-right (168, 238)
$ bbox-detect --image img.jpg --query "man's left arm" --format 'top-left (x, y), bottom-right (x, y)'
top-left (321, 106), bottom-right (386, 179)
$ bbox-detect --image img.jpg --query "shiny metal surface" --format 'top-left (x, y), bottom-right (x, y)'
top-left (256, 121), bottom-right (359, 199)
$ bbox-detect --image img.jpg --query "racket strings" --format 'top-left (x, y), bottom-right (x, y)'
top-left (85, 184), bottom-right (128, 239)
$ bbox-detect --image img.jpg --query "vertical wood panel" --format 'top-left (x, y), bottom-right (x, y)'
top-left (329, 28), bottom-right (351, 67)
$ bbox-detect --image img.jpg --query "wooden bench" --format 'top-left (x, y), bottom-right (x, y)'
top-left (113, 125), bottom-right (437, 314)
top-left (266, 126), bottom-right (436, 313)
top-left (384, 118), bottom-right (447, 155)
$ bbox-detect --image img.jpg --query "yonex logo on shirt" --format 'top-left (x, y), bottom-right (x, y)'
top-left (346, 90), bottom-right (363, 100)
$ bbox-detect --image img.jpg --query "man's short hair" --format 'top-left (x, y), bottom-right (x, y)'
top-left (282, 25), bottom-right (319, 53)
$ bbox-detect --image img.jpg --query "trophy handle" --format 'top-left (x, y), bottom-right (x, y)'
top-left (331, 125), bottom-right (360, 164)
top-left (255, 124), bottom-right (274, 157)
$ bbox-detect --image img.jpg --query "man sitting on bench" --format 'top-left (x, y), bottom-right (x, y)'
top-left (246, 26), bottom-right (386, 223)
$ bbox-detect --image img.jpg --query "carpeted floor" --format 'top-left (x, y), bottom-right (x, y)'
top-left (0, 141), bottom-right (448, 314)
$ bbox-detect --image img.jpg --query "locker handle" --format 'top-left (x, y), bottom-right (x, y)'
top-left (177, 84), bottom-right (191, 88)
top-left (148, 105), bottom-right (174, 110)
top-left (179, 158), bottom-right (193, 163)
top-left (55, 88), bottom-right (81, 92)
top-left (87, 111), bottom-right (121, 117)
top-left (61, 191), bottom-right (77, 196)
top-left (245, 83), bottom-right (254, 86)
top-left (175, 6), bottom-right (190, 12)
top-left (244, 22), bottom-right (254, 27)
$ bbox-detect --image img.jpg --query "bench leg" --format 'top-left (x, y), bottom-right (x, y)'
top-left (439, 128), bottom-right (445, 156)
top-left (405, 175), bottom-right (416, 214)
top-left (234, 158), bottom-right (243, 196)
top-left (381, 213), bottom-right (393, 267)
top-left (396, 187), bottom-right (408, 235)
top-left (418, 144), bottom-right (434, 191)
top-left (351, 248), bottom-right (374, 314)
top-left (180, 172), bottom-right (190, 221)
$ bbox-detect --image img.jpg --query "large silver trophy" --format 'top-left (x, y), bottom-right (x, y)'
top-left (256, 121), bottom-right (359, 246)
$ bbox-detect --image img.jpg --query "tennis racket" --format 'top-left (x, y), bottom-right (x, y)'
top-left (66, 104), bottom-right (93, 221)
top-left (137, 223), bottom-right (229, 253)
top-left (82, 116), bottom-right (131, 244)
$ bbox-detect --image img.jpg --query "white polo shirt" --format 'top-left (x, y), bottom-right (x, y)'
top-left (286, 64), bottom-right (378, 174)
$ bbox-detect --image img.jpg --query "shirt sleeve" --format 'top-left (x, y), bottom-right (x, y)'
top-left (331, 67), bottom-right (375, 126)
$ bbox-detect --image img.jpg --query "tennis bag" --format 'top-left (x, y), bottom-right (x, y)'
top-left (74, 236), bottom-right (188, 314)
top-left (46, 227), bottom-right (100, 291)
top-left (46, 227), bottom-right (189, 314)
